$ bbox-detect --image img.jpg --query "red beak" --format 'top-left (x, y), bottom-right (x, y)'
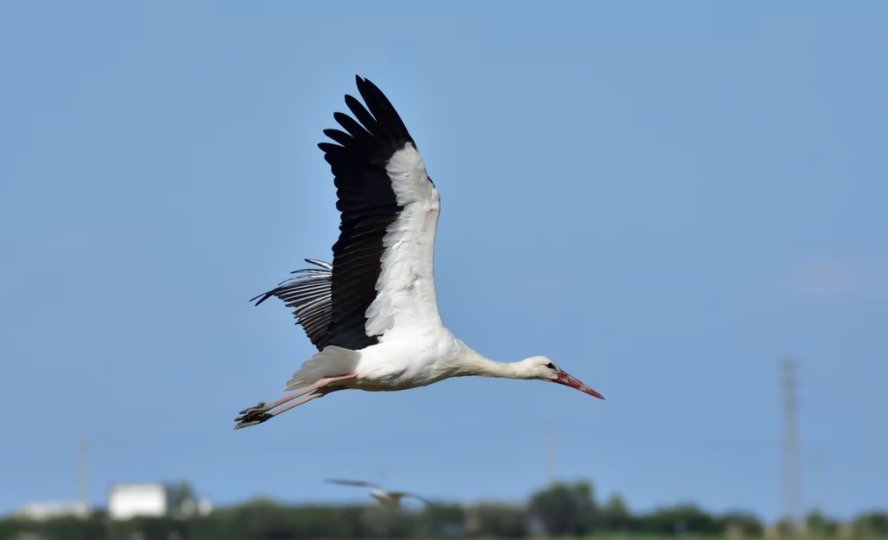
top-left (554, 370), bottom-right (605, 400)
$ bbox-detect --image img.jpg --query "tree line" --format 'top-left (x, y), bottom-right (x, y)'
top-left (3, 480), bottom-right (887, 540)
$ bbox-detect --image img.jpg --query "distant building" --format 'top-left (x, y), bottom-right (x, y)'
top-left (107, 483), bottom-right (213, 520)
top-left (15, 502), bottom-right (90, 521)
top-left (108, 484), bottom-right (168, 520)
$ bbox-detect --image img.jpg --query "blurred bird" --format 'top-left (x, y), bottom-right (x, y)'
top-left (326, 479), bottom-right (432, 508)
top-left (235, 76), bottom-right (604, 429)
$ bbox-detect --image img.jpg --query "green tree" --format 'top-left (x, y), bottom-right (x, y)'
top-left (359, 506), bottom-right (416, 538)
top-left (466, 503), bottom-right (528, 538)
top-left (528, 480), bottom-right (597, 536)
top-left (0, 516), bottom-right (106, 540)
top-left (637, 503), bottom-right (720, 535)
top-left (854, 511), bottom-right (888, 537)
top-left (418, 502), bottom-right (466, 537)
top-left (805, 510), bottom-right (839, 537)
top-left (213, 498), bottom-right (311, 540)
top-left (600, 493), bottom-right (632, 532)
top-left (720, 511), bottom-right (764, 537)
top-left (167, 482), bottom-right (198, 518)
top-left (107, 516), bottom-right (185, 540)
top-left (774, 517), bottom-right (799, 537)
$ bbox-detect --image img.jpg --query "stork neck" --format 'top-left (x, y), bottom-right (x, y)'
top-left (458, 348), bottom-right (522, 379)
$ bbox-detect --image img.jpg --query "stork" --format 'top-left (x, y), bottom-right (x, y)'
top-left (235, 76), bottom-right (603, 429)
top-left (326, 479), bottom-right (432, 508)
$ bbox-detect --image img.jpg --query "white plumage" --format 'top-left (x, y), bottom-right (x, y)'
top-left (236, 77), bottom-right (603, 429)
top-left (366, 144), bottom-right (442, 337)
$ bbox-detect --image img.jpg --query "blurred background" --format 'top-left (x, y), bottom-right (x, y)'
top-left (1, 1), bottom-right (886, 538)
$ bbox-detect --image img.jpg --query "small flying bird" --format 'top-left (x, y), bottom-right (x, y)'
top-left (326, 479), bottom-right (432, 508)
top-left (235, 76), bottom-right (603, 429)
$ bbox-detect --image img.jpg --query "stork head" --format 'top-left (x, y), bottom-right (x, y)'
top-left (522, 356), bottom-right (605, 399)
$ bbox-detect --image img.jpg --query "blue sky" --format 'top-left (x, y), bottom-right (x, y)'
top-left (1, 1), bottom-right (886, 522)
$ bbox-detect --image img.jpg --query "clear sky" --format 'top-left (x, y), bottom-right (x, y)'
top-left (1, 1), bottom-right (886, 522)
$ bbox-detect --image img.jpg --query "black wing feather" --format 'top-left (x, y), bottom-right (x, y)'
top-left (322, 76), bottom-right (415, 350)
top-left (253, 76), bottom-right (415, 352)
top-left (251, 259), bottom-right (334, 350)
top-left (344, 94), bottom-right (378, 131)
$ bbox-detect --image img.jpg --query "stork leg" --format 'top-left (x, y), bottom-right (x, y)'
top-left (259, 386), bottom-right (342, 420)
top-left (234, 373), bottom-right (356, 429)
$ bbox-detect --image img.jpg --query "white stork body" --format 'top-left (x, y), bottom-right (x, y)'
top-left (235, 77), bottom-right (602, 429)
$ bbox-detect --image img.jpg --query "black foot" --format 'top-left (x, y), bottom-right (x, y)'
top-left (234, 402), bottom-right (273, 430)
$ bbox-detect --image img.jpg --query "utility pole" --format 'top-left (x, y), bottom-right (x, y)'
top-left (782, 358), bottom-right (802, 532)
top-left (78, 438), bottom-right (90, 512)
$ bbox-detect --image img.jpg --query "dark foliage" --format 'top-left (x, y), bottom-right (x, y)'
top-left (465, 503), bottom-right (528, 538)
top-left (528, 481), bottom-right (597, 535)
top-left (4, 480), bottom-right (886, 540)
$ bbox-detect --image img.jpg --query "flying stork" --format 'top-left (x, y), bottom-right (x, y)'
top-left (235, 76), bottom-right (603, 429)
top-left (325, 479), bottom-right (433, 508)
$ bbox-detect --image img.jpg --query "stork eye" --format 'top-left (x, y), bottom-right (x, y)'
top-left (545, 362), bottom-right (556, 370)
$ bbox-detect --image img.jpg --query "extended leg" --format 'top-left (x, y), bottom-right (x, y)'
top-left (238, 385), bottom-right (316, 415)
top-left (262, 385), bottom-right (344, 419)
top-left (234, 373), bottom-right (356, 429)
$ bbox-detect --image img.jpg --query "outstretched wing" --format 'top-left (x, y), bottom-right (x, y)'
top-left (320, 76), bottom-right (443, 350)
top-left (326, 478), bottom-right (381, 489)
top-left (393, 491), bottom-right (435, 506)
top-left (251, 259), bottom-right (333, 350)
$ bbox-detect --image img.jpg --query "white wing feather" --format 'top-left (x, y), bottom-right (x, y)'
top-left (365, 143), bottom-right (443, 339)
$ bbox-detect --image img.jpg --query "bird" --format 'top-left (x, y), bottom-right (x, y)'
top-left (235, 76), bottom-right (604, 429)
top-left (325, 479), bottom-right (432, 508)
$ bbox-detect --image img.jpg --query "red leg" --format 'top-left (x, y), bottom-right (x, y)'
top-left (234, 372), bottom-right (356, 429)
top-left (264, 386), bottom-right (343, 418)
top-left (243, 386), bottom-right (315, 413)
